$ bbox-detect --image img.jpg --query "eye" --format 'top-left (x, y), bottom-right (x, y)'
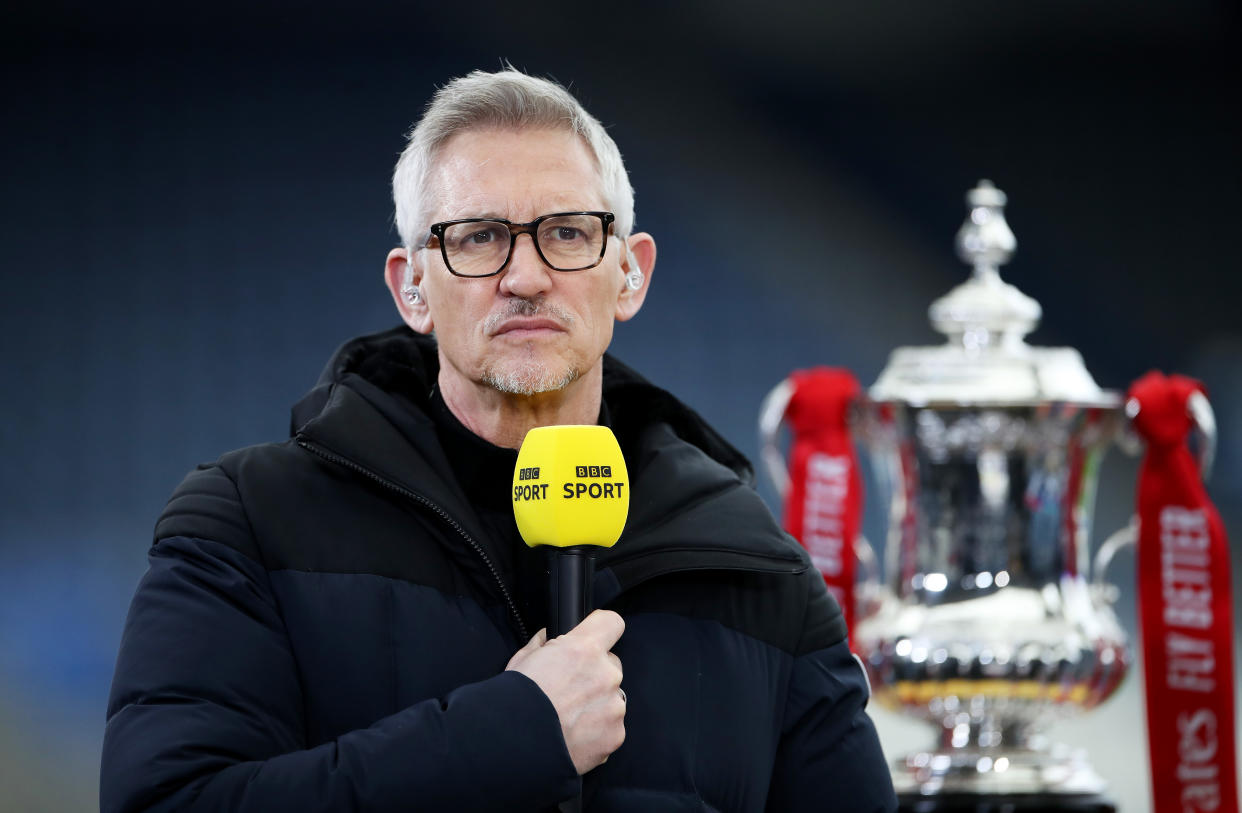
top-left (445, 222), bottom-right (509, 252)
top-left (551, 226), bottom-right (584, 242)
top-left (540, 217), bottom-right (593, 244)
top-left (466, 225), bottom-right (503, 244)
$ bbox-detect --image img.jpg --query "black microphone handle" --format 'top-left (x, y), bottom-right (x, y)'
top-left (547, 546), bottom-right (596, 638)
top-left (547, 547), bottom-right (599, 813)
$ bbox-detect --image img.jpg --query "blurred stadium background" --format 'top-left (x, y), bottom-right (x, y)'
top-left (2, 2), bottom-right (1238, 809)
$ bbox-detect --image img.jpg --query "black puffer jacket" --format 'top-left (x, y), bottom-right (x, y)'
top-left (102, 327), bottom-right (895, 812)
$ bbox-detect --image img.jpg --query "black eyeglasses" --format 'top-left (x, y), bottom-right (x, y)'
top-left (425, 211), bottom-right (616, 278)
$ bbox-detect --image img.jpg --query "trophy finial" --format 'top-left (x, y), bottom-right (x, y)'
top-left (929, 180), bottom-right (1040, 347)
top-left (870, 179), bottom-right (1114, 406)
top-left (955, 179), bottom-right (1016, 273)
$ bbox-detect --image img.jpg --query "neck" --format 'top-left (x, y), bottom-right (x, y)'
top-left (438, 362), bottom-right (603, 449)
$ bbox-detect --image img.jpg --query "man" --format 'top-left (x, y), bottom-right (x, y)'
top-left (102, 69), bottom-right (895, 812)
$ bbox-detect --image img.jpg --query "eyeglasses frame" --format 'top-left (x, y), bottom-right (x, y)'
top-left (425, 211), bottom-right (617, 278)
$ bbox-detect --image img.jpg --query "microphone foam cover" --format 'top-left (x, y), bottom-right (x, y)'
top-left (512, 425), bottom-right (630, 548)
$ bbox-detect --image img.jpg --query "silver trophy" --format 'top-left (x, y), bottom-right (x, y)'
top-left (762, 181), bottom-right (1216, 808)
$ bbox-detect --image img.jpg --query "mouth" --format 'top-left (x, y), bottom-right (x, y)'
top-left (489, 317), bottom-right (567, 338)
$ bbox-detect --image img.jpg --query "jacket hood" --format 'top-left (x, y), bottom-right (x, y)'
top-left (291, 325), bottom-right (755, 486)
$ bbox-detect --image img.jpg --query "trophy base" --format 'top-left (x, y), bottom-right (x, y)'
top-left (898, 791), bottom-right (1116, 813)
top-left (891, 744), bottom-right (1110, 801)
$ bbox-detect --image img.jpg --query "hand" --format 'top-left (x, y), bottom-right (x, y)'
top-left (506, 609), bottom-right (626, 774)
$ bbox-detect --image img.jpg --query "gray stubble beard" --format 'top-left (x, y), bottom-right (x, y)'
top-left (480, 297), bottom-right (581, 396)
top-left (481, 361), bottom-right (581, 396)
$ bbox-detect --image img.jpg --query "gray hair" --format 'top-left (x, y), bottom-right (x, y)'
top-left (392, 69), bottom-right (636, 252)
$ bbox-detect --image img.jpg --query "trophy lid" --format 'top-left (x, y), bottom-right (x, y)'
top-left (870, 180), bottom-right (1120, 407)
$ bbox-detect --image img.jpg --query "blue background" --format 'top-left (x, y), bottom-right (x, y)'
top-left (1, 2), bottom-right (1238, 809)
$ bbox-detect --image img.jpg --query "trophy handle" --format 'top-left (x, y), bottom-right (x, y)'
top-left (1091, 518), bottom-right (1137, 605)
top-left (1187, 390), bottom-right (1216, 482)
top-left (758, 377), bottom-right (795, 498)
top-left (854, 534), bottom-right (885, 619)
top-left (1093, 392), bottom-right (1216, 606)
top-left (1120, 389), bottom-right (1216, 482)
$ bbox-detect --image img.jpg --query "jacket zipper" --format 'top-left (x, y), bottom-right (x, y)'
top-left (296, 438), bottom-right (529, 641)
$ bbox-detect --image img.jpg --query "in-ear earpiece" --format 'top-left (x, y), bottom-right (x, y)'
top-left (624, 250), bottom-right (644, 291)
top-left (401, 261), bottom-right (420, 304)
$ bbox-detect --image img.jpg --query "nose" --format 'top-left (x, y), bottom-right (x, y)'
top-left (499, 233), bottom-right (554, 298)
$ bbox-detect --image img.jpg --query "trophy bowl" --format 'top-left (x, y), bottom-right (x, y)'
top-left (854, 400), bottom-right (1130, 802)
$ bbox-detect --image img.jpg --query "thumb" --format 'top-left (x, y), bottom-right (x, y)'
top-left (505, 628), bottom-right (548, 671)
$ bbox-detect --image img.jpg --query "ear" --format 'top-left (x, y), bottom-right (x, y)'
top-left (615, 232), bottom-right (656, 322)
top-left (384, 247), bottom-right (434, 334)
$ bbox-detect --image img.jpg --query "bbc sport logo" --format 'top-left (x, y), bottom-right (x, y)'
top-left (575, 465), bottom-right (613, 478)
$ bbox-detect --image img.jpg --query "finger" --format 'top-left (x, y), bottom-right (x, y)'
top-left (607, 652), bottom-right (622, 680)
top-left (576, 609), bottom-right (625, 648)
top-left (505, 627), bottom-right (547, 670)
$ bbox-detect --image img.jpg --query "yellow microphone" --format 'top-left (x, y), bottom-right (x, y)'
top-left (512, 425), bottom-right (630, 637)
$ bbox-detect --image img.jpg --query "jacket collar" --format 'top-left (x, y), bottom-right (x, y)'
top-left (290, 327), bottom-right (807, 592)
top-left (293, 326), bottom-right (754, 478)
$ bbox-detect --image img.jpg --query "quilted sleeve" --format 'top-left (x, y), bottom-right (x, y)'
top-left (765, 573), bottom-right (896, 812)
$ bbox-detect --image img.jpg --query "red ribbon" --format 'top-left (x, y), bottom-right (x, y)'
top-left (1129, 371), bottom-right (1237, 813)
top-left (780, 368), bottom-right (864, 640)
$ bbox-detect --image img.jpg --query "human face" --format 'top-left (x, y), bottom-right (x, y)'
top-left (418, 128), bottom-right (627, 397)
